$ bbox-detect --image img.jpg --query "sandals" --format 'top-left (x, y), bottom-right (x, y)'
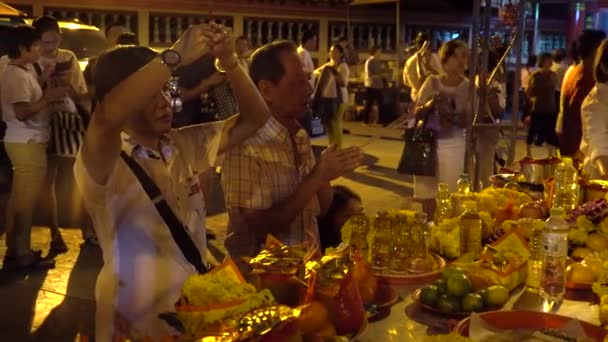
top-left (49, 239), bottom-right (69, 254)
top-left (2, 251), bottom-right (56, 271)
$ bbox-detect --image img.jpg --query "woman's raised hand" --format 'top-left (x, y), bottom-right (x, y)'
top-left (171, 25), bottom-right (211, 67)
top-left (203, 22), bottom-right (238, 69)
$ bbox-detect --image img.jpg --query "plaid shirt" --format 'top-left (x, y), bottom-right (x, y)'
top-left (221, 116), bottom-right (320, 259)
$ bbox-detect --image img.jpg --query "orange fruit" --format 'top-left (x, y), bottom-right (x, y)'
top-left (295, 301), bottom-right (329, 335)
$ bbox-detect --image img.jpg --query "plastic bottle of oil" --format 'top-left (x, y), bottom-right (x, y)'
top-left (371, 212), bottom-right (392, 272)
top-left (457, 174), bottom-right (473, 195)
top-left (526, 219), bottom-right (544, 289)
top-left (460, 201), bottom-right (483, 258)
top-left (552, 157), bottom-right (580, 212)
top-left (434, 183), bottom-right (453, 225)
top-left (389, 214), bottom-right (411, 274)
top-left (349, 213), bottom-right (370, 259)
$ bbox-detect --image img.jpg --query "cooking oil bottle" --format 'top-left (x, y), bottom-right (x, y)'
top-left (460, 201), bottom-right (483, 259)
top-left (389, 214), bottom-right (411, 274)
top-left (349, 213), bottom-right (370, 260)
top-left (457, 174), bottom-right (473, 195)
top-left (434, 183), bottom-right (453, 225)
top-left (526, 219), bottom-right (544, 289)
top-left (371, 212), bottom-right (392, 272)
top-left (552, 157), bottom-right (579, 212)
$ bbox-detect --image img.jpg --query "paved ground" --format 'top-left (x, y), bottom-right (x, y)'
top-left (0, 128), bottom-right (534, 341)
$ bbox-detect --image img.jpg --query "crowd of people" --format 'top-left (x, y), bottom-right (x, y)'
top-left (516, 29), bottom-right (608, 180)
top-left (5, 12), bottom-right (608, 340)
top-left (0, 18), bottom-right (366, 340)
top-left (398, 29), bottom-right (608, 218)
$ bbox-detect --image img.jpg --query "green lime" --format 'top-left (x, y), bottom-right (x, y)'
top-left (419, 285), bottom-right (440, 307)
top-left (461, 293), bottom-right (484, 312)
top-left (485, 285), bottom-right (509, 307)
top-left (432, 279), bottom-right (447, 293)
top-left (441, 267), bottom-right (464, 282)
top-left (475, 288), bottom-right (487, 301)
top-left (437, 294), bottom-right (461, 312)
top-left (446, 273), bottom-right (473, 297)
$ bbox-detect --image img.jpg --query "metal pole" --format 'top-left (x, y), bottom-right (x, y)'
top-left (533, 1), bottom-right (540, 54)
top-left (508, 2), bottom-right (527, 165)
top-left (347, 4), bottom-right (352, 42)
top-left (465, 0), bottom-right (482, 176)
top-left (395, 0), bottom-right (401, 114)
top-left (472, 0), bottom-right (492, 191)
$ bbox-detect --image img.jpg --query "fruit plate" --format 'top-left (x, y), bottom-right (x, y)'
top-left (453, 310), bottom-right (608, 339)
top-left (375, 253), bottom-right (447, 286)
top-left (411, 288), bottom-right (500, 318)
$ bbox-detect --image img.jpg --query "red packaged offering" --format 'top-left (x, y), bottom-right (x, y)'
top-left (305, 248), bottom-right (366, 336)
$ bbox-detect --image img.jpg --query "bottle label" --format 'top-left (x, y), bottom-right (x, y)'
top-left (542, 232), bottom-right (568, 257)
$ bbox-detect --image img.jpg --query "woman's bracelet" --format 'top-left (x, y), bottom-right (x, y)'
top-left (218, 54), bottom-right (239, 72)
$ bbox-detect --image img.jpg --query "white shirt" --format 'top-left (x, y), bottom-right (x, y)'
top-left (297, 45), bottom-right (316, 88)
top-left (320, 62), bottom-right (349, 101)
top-left (74, 122), bottom-right (225, 341)
top-left (404, 52), bottom-right (443, 101)
top-left (39, 49), bottom-right (88, 114)
top-left (580, 83), bottom-right (608, 178)
top-left (551, 61), bottom-right (568, 92)
top-left (0, 64), bottom-right (49, 143)
top-left (416, 74), bottom-right (470, 115)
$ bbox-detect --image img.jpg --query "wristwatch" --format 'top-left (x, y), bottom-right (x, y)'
top-left (160, 49), bottom-right (182, 70)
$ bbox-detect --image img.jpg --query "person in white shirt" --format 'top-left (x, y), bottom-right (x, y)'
top-left (1, 25), bottom-right (67, 270)
top-left (33, 15), bottom-right (91, 253)
top-left (74, 23), bottom-right (271, 340)
top-left (313, 43), bottom-right (350, 147)
top-left (475, 51), bottom-right (507, 188)
top-left (403, 32), bottom-right (444, 102)
top-left (580, 40), bottom-right (608, 178)
top-left (105, 21), bottom-right (126, 48)
top-left (521, 55), bottom-right (537, 91)
top-left (411, 39), bottom-right (470, 218)
top-left (551, 48), bottom-right (568, 93)
top-left (297, 30), bottom-right (317, 134)
top-left (297, 30), bottom-right (317, 88)
top-left (364, 46), bottom-right (385, 124)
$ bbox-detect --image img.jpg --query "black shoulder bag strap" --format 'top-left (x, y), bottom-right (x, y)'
top-left (120, 151), bottom-right (208, 274)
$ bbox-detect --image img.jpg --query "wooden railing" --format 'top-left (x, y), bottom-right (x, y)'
top-left (149, 13), bottom-right (233, 46)
top-left (328, 21), bottom-right (396, 52)
top-left (44, 7), bottom-right (138, 34)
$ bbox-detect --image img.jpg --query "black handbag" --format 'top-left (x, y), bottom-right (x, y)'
top-left (397, 116), bottom-right (437, 176)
